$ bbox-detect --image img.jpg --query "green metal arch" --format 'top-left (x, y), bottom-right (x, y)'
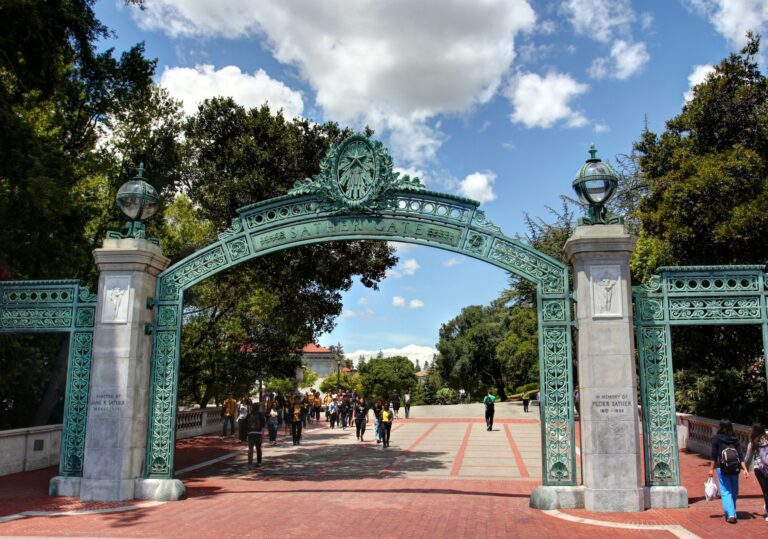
top-left (144, 134), bottom-right (576, 486)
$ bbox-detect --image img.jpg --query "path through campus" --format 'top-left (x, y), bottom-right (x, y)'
top-left (0, 403), bottom-right (767, 538)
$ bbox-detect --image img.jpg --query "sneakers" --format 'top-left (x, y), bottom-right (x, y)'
top-left (726, 516), bottom-right (737, 524)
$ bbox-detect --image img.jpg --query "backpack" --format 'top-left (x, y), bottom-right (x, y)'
top-left (757, 443), bottom-right (768, 471)
top-left (484, 396), bottom-right (494, 409)
top-left (719, 442), bottom-right (741, 475)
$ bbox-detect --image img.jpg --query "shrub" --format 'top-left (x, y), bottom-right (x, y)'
top-left (435, 387), bottom-right (458, 405)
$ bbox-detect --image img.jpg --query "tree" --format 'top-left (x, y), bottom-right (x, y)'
top-left (300, 369), bottom-right (319, 389)
top-left (357, 355), bottom-right (417, 398)
top-left (631, 34), bottom-right (768, 424)
top-left (319, 371), bottom-right (355, 393)
top-left (414, 359), bottom-right (421, 371)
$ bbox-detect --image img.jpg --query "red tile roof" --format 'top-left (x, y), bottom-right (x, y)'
top-left (302, 343), bottom-right (333, 354)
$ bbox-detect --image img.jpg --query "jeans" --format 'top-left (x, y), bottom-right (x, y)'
top-left (404, 404), bottom-right (410, 419)
top-left (238, 418), bottom-right (247, 441)
top-left (267, 421), bottom-right (278, 442)
top-left (717, 468), bottom-right (739, 518)
top-left (485, 409), bottom-right (494, 430)
top-left (330, 413), bottom-right (338, 429)
top-left (247, 432), bottom-right (262, 465)
top-left (374, 418), bottom-right (381, 441)
top-left (221, 415), bottom-right (235, 436)
top-left (754, 467), bottom-right (768, 513)
top-left (291, 421), bottom-right (302, 445)
top-left (381, 422), bottom-right (392, 447)
top-left (355, 418), bottom-right (366, 439)
top-left (314, 406), bottom-right (321, 421)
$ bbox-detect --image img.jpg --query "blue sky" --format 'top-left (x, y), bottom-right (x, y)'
top-left (95, 0), bottom-right (768, 365)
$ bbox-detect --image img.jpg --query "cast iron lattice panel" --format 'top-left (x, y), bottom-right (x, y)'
top-left (145, 134), bottom-right (577, 485)
top-left (0, 280), bottom-right (97, 476)
top-left (633, 265), bottom-right (768, 487)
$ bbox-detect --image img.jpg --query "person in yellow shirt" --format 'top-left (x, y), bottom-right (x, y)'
top-left (324, 393), bottom-right (332, 422)
top-left (380, 402), bottom-right (393, 448)
top-left (221, 392), bottom-right (238, 438)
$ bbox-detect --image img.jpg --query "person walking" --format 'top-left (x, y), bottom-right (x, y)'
top-left (403, 390), bottom-right (411, 419)
top-left (220, 392), bottom-right (238, 438)
top-left (313, 391), bottom-right (322, 422)
top-left (709, 419), bottom-right (749, 523)
top-left (237, 396), bottom-right (250, 442)
top-left (483, 389), bottom-right (495, 431)
top-left (522, 393), bottom-right (530, 413)
top-left (267, 401), bottom-right (279, 446)
top-left (354, 396), bottom-right (369, 441)
top-left (745, 422), bottom-right (768, 522)
top-left (291, 396), bottom-right (303, 445)
top-left (380, 402), bottom-right (393, 448)
top-left (373, 396), bottom-right (384, 444)
top-left (328, 398), bottom-right (338, 429)
top-left (340, 396), bottom-right (350, 430)
top-left (246, 403), bottom-right (266, 467)
top-left (391, 391), bottom-right (401, 419)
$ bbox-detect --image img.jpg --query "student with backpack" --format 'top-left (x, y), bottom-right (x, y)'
top-left (483, 389), bottom-right (495, 431)
top-left (709, 419), bottom-right (749, 523)
top-left (745, 422), bottom-right (768, 522)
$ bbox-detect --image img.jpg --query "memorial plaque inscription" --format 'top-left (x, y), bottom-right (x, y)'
top-left (591, 392), bottom-right (631, 418)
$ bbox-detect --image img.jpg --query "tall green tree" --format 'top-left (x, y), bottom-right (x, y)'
top-left (632, 34), bottom-right (768, 423)
top-left (357, 355), bottom-right (416, 398)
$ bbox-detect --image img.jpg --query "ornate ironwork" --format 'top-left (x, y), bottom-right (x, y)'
top-left (0, 280), bottom-right (96, 476)
top-left (633, 265), bottom-right (768, 487)
top-left (145, 133), bottom-right (576, 486)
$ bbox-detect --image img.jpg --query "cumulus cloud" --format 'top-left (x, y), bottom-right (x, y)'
top-left (589, 40), bottom-right (650, 80)
top-left (507, 72), bottom-right (589, 129)
top-left (560, 0), bottom-right (635, 43)
top-left (686, 0), bottom-right (768, 49)
top-left (444, 256), bottom-right (465, 267)
top-left (401, 259), bottom-right (421, 276)
top-left (684, 64), bottom-right (716, 103)
top-left (159, 65), bottom-right (304, 117)
top-left (392, 296), bottom-right (406, 307)
top-left (347, 344), bottom-right (437, 367)
top-left (593, 123), bottom-right (610, 134)
top-left (340, 308), bottom-right (374, 319)
top-left (409, 299), bottom-right (425, 308)
top-left (131, 0), bottom-right (537, 165)
top-left (459, 171), bottom-right (497, 203)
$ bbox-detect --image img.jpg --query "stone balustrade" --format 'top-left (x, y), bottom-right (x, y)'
top-left (675, 413), bottom-right (751, 457)
top-left (0, 407), bottom-right (222, 477)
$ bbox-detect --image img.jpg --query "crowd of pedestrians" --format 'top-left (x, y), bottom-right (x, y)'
top-left (217, 388), bottom-right (411, 467)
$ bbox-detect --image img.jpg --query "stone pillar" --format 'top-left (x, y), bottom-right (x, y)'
top-left (564, 224), bottom-right (644, 512)
top-left (78, 238), bottom-right (169, 501)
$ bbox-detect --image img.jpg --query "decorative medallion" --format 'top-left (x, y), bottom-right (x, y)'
top-left (336, 136), bottom-right (376, 207)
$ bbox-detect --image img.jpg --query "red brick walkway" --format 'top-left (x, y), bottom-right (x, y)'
top-left (0, 419), bottom-right (766, 538)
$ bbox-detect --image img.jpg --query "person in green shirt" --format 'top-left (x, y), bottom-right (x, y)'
top-left (483, 389), bottom-right (495, 431)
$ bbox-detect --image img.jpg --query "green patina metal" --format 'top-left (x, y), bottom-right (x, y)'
top-left (107, 163), bottom-right (161, 245)
top-left (0, 280), bottom-right (97, 476)
top-left (144, 134), bottom-right (577, 485)
top-left (633, 265), bottom-right (768, 487)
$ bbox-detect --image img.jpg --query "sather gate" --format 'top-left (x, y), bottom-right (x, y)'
top-left (143, 134), bottom-right (577, 487)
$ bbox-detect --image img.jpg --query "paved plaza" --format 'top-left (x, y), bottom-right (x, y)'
top-left (0, 403), bottom-right (766, 538)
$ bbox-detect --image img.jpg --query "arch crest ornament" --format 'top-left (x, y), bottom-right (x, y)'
top-left (145, 134), bottom-right (575, 487)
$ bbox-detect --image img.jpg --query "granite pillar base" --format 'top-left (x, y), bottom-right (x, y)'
top-left (530, 486), bottom-right (585, 510)
top-left (134, 478), bottom-right (186, 501)
top-left (79, 478), bottom-right (135, 501)
top-left (645, 486), bottom-right (688, 509)
top-left (585, 487), bottom-right (645, 512)
top-left (48, 476), bottom-right (81, 497)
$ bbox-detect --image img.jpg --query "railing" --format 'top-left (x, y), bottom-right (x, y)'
top-left (676, 413), bottom-right (751, 457)
top-left (0, 407), bottom-right (223, 476)
top-left (175, 407), bottom-right (223, 440)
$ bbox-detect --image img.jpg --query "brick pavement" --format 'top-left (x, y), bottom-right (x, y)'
top-left (0, 410), bottom-right (766, 538)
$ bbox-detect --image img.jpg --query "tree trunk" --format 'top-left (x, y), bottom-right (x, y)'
top-left (31, 337), bottom-right (69, 426)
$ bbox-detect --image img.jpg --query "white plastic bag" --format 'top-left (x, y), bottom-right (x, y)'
top-left (704, 476), bottom-right (719, 501)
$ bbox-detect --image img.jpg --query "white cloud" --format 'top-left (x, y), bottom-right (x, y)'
top-left (589, 40), bottom-right (650, 80)
top-left (444, 256), bottom-right (465, 267)
top-left (684, 64), bottom-right (716, 103)
top-left (392, 296), bottom-right (406, 307)
top-left (132, 0), bottom-right (537, 165)
top-left (593, 123), bottom-right (610, 134)
top-left (507, 72), bottom-right (589, 129)
top-left (358, 297), bottom-right (369, 305)
top-left (386, 269), bottom-right (403, 279)
top-left (159, 65), bottom-right (304, 117)
top-left (347, 344), bottom-right (437, 367)
top-left (401, 259), bottom-right (421, 276)
top-left (388, 241), bottom-right (419, 254)
top-left (640, 12), bottom-right (654, 31)
top-left (409, 299), bottom-right (425, 308)
top-left (459, 171), bottom-right (497, 203)
top-left (686, 0), bottom-right (768, 49)
top-left (560, 0), bottom-right (635, 43)
top-left (502, 141), bottom-right (516, 150)
top-left (478, 120), bottom-right (492, 132)
top-left (341, 308), bottom-right (374, 319)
